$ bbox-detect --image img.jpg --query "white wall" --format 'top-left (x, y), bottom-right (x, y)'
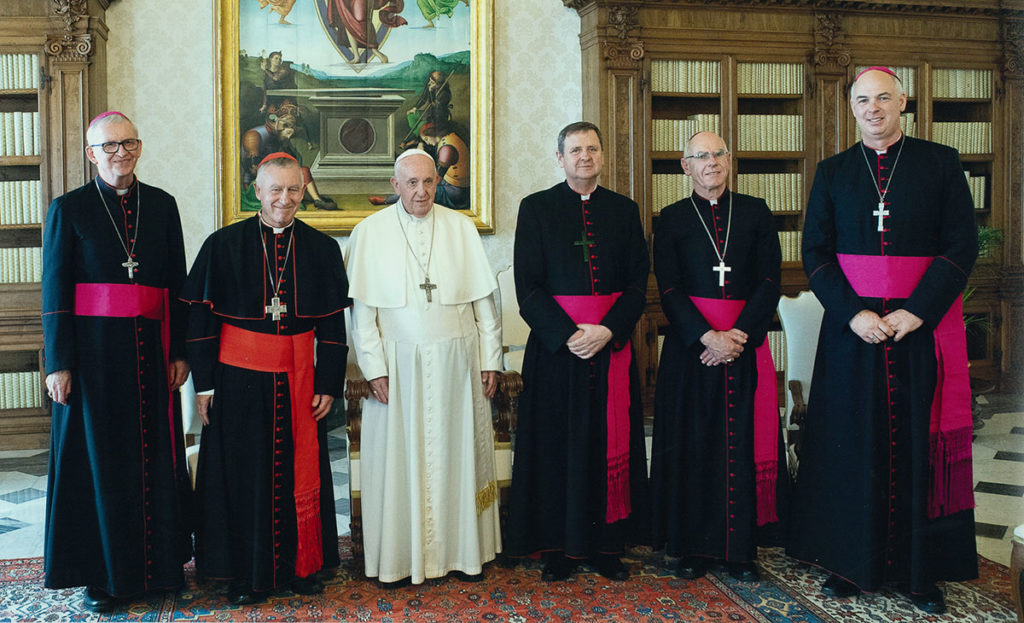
top-left (105, 0), bottom-right (582, 273)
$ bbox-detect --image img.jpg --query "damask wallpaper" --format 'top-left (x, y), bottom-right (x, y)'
top-left (105, 0), bottom-right (583, 271)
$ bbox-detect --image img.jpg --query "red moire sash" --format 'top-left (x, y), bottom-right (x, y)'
top-left (837, 253), bottom-right (974, 519)
top-left (689, 296), bottom-right (779, 526)
top-left (218, 324), bottom-right (323, 576)
top-left (553, 293), bottom-right (631, 524)
top-left (74, 283), bottom-right (177, 471)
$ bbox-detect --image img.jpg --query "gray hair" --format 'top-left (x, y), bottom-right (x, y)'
top-left (86, 113), bottom-right (137, 145)
top-left (255, 156), bottom-right (301, 187)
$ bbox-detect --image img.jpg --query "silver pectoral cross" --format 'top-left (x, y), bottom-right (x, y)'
top-left (122, 258), bottom-right (139, 279)
top-left (713, 260), bottom-right (732, 287)
top-left (419, 275), bottom-right (437, 302)
top-left (873, 202), bottom-right (889, 232)
top-left (265, 296), bottom-right (287, 321)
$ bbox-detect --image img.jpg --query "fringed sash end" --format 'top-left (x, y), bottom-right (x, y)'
top-left (755, 460), bottom-right (778, 526)
top-left (928, 427), bottom-right (975, 519)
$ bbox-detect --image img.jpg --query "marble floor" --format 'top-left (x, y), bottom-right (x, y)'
top-left (0, 398), bottom-right (1020, 567)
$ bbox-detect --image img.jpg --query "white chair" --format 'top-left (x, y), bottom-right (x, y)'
top-left (777, 290), bottom-right (825, 475)
top-left (493, 265), bottom-right (528, 487)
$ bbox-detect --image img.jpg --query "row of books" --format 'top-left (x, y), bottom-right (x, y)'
top-left (855, 113), bottom-right (917, 140)
top-left (737, 115), bottom-right (803, 152)
top-left (737, 63), bottom-right (803, 95)
top-left (0, 371), bottom-right (42, 410)
top-left (651, 174), bottom-right (693, 213)
top-left (736, 173), bottom-right (803, 212)
top-left (651, 115), bottom-right (721, 152)
top-left (778, 230), bottom-right (802, 263)
top-left (855, 66), bottom-right (917, 98)
top-left (932, 122), bottom-right (991, 154)
top-left (767, 330), bottom-right (786, 372)
top-left (933, 68), bottom-right (992, 99)
top-left (651, 60), bottom-right (720, 94)
top-left (965, 172), bottom-right (987, 210)
top-left (0, 54), bottom-right (39, 91)
top-left (0, 111), bottom-right (41, 157)
top-left (0, 247), bottom-right (42, 283)
top-left (0, 180), bottom-right (43, 225)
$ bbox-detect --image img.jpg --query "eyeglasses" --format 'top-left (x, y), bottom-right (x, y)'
top-left (684, 149), bottom-right (730, 161)
top-left (89, 139), bottom-right (141, 154)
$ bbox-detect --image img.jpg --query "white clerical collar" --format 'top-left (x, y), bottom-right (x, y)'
top-left (581, 193), bottom-right (591, 201)
top-left (116, 187), bottom-right (129, 196)
top-left (258, 213), bottom-right (293, 234)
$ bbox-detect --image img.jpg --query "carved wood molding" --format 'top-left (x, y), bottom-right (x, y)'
top-left (1003, 19), bottom-right (1024, 80)
top-left (603, 4), bottom-right (645, 68)
top-left (563, 0), bottom-right (1024, 18)
top-left (811, 12), bottom-right (851, 75)
top-left (45, 0), bottom-right (93, 61)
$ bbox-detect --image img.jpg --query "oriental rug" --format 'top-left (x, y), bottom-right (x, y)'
top-left (0, 540), bottom-right (1013, 622)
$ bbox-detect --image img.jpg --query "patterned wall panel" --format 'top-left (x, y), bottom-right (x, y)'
top-left (106, 0), bottom-right (582, 272)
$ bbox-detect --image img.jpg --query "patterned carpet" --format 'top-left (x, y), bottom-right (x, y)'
top-left (0, 540), bottom-right (1014, 621)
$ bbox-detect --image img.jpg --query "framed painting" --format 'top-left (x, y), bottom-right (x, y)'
top-left (216, 0), bottom-right (493, 234)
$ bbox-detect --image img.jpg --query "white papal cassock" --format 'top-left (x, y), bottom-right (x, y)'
top-left (346, 201), bottom-right (502, 584)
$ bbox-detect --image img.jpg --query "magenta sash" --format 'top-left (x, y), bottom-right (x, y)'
top-left (690, 296), bottom-right (779, 526)
top-left (837, 254), bottom-right (974, 518)
top-left (553, 293), bottom-right (631, 524)
top-left (74, 283), bottom-right (177, 470)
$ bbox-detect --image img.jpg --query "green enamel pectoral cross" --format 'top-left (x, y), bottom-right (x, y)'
top-left (573, 230), bottom-right (594, 264)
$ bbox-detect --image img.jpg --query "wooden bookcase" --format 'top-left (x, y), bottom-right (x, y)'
top-left (568, 0), bottom-right (1024, 413)
top-left (0, 0), bottom-right (110, 449)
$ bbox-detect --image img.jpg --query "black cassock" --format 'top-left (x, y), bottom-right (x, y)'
top-left (42, 177), bottom-right (191, 596)
top-left (650, 191), bottom-right (783, 563)
top-left (787, 135), bottom-right (978, 592)
top-left (506, 182), bottom-right (651, 558)
top-left (181, 216), bottom-right (349, 591)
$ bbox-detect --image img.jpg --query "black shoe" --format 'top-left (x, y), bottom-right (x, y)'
top-left (821, 574), bottom-right (860, 598)
top-left (82, 586), bottom-right (118, 613)
top-left (451, 570), bottom-right (485, 582)
top-left (676, 557), bottom-right (708, 579)
top-left (727, 562), bottom-right (760, 582)
top-left (541, 552), bottom-right (575, 582)
top-left (592, 554), bottom-right (629, 581)
top-left (227, 580), bottom-right (267, 605)
top-left (291, 574), bottom-right (324, 595)
top-left (379, 577), bottom-right (411, 590)
top-left (907, 585), bottom-right (946, 614)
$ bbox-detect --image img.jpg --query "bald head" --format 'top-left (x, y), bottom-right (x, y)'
top-left (850, 69), bottom-right (907, 149)
top-left (681, 131), bottom-right (731, 200)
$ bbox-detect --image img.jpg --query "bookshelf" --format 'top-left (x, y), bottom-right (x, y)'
top-left (574, 0), bottom-right (1024, 409)
top-left (0, 0), bottom-right (111, 448)
top-left (0, 51), bottom-right (46, 440)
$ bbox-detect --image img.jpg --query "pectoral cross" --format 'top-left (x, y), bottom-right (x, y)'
top-left (121, 258), bottom-right (139, 279)
top-left (265, 296), bottom-right (287, 321)
top-left (712, 260), bottom-right (732, 287)
top-left (419, 275), bottom-right (437, 302)
top-left (873, 202), bottom-right (889, 232)
top-left (573, 230), bottom-right (594, 264)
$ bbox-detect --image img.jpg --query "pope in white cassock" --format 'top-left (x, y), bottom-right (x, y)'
top-left (345, 149), bottom-right (503, 587)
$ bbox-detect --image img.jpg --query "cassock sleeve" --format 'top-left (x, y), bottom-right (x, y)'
top-left (598, 200), bottom-right (650, 348)
top-left (654, 207), bottom-right (713, 348)
top-left (513, 198), bottom-right (580, 353)
top-left (901, 148), bottom-right (977, 328)
top-left (350, 300), bottom-right (388, 381)
top-left (473, 294), bottom-right (502, 371)
top-left (803, 162), bottom-right (871, 328)
top-left (183, 238), bottom-right (221, 392)
top-left (313, 310), bottom-right (347, 397)
top-left (185, 302), bottom-right (221, 393)
top-left (41, 196), bottom-right (75, 374)
top-left (165, 198), bottom-right (188, 362)
top-left (733, 200), bottom-right (782, 345)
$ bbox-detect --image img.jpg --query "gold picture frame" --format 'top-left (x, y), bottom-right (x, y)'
top-left (215, 0), bottom-right (494, 234)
